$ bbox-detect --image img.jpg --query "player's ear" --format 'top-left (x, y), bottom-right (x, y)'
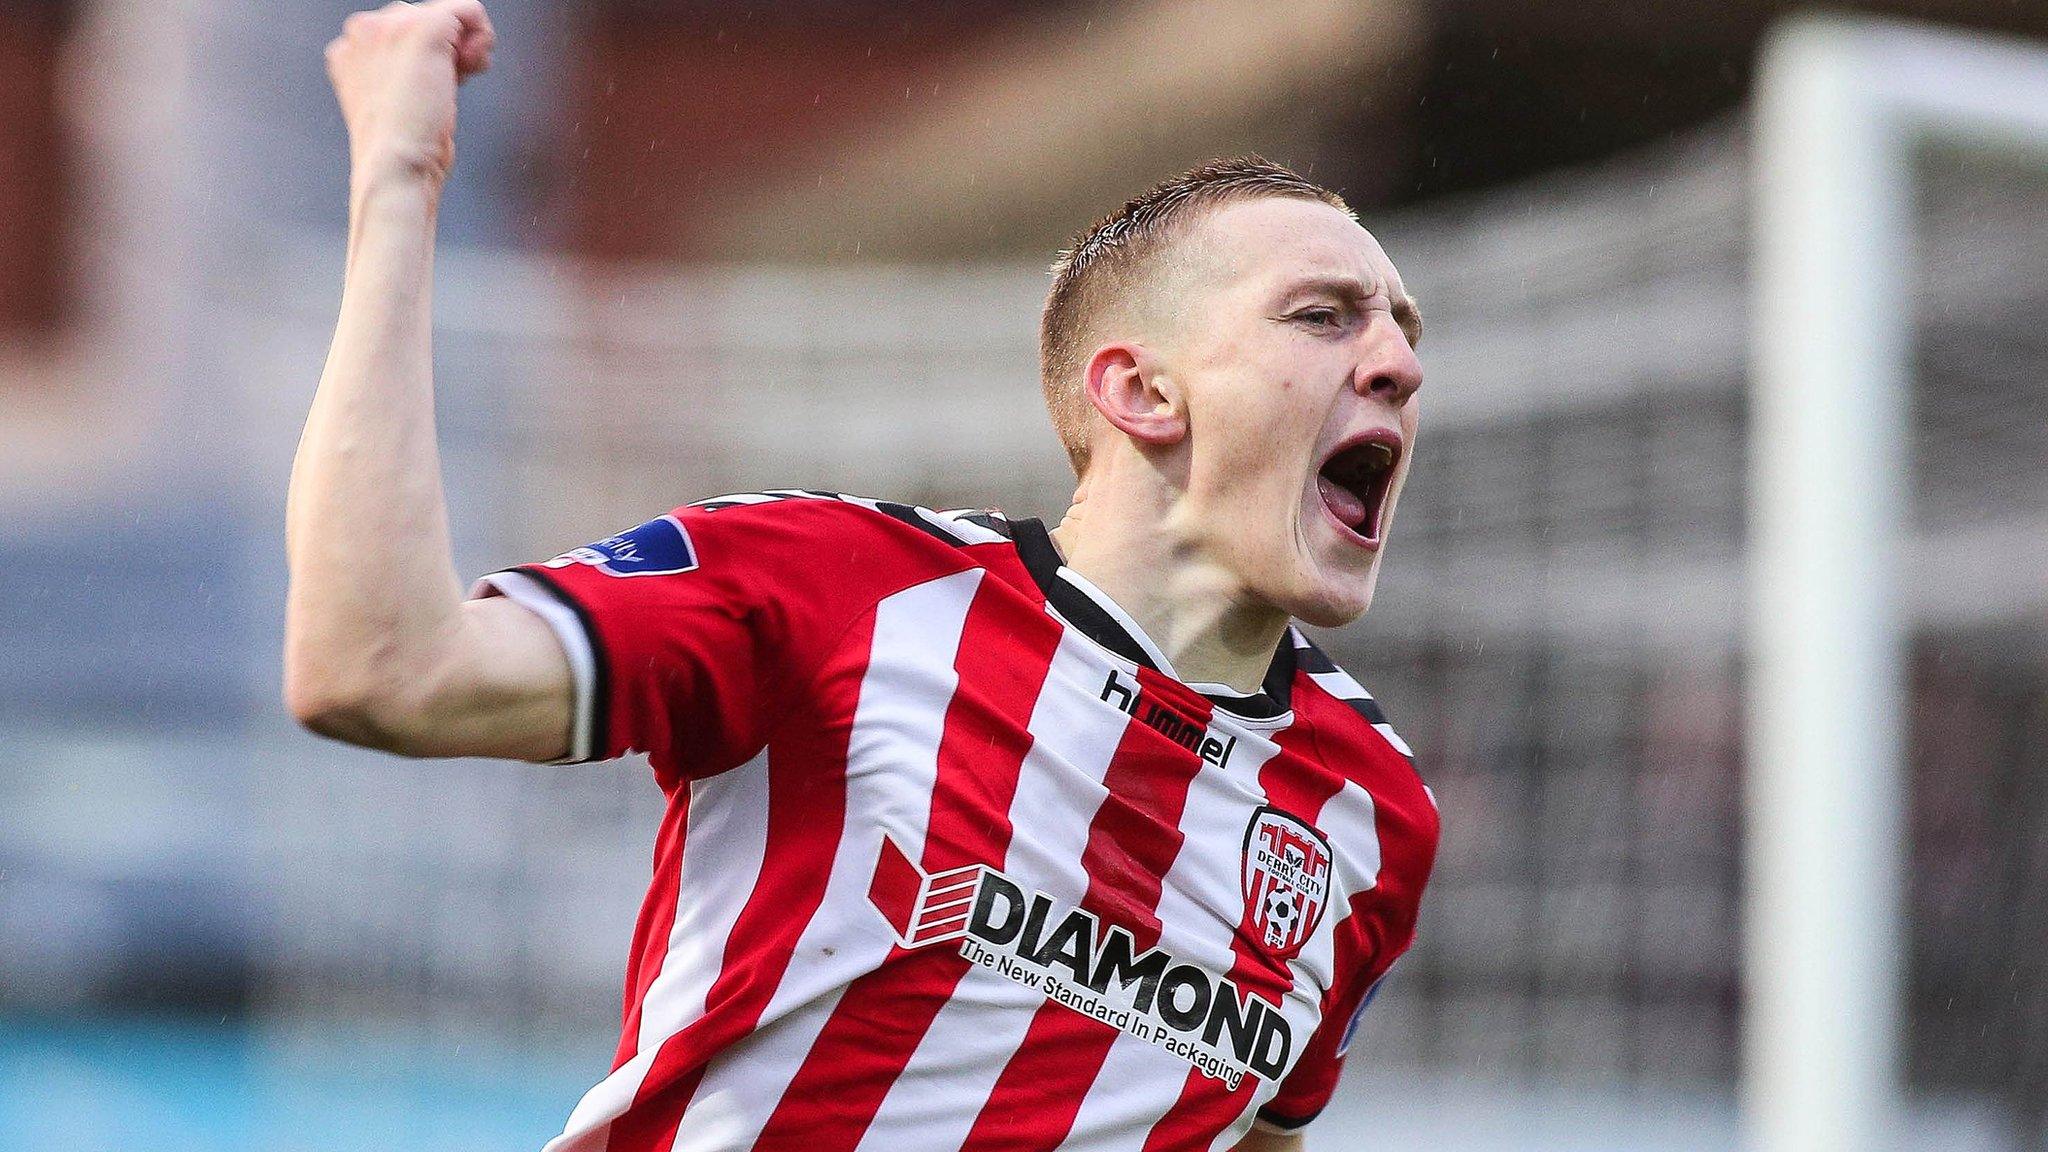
top-left (1084, 342), bottom-right (1186, 450)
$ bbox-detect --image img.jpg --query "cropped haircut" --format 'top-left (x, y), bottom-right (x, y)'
top-left (1039, 157), bottom-right (1354, 475)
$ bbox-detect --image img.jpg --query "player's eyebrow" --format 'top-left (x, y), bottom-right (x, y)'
top-left (1393, 294), bottom-right (1423, 349)
top-left (1282, 275), bottom-right (1424, 349)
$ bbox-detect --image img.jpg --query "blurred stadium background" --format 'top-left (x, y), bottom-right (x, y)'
top-left (1, 1), bottom-right (2044, 1149)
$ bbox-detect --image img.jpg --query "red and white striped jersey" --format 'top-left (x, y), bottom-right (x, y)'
top-left (475, 492), bottom-right (1439, 1152)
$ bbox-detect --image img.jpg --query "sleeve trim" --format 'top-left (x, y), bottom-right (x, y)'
top-left (471, 567), bottom-right (610, 764)
top-left (1254, 1105), bottom-right (1323, 1133)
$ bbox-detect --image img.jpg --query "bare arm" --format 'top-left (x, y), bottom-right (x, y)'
top-left (285, 0), bottom-right (572, 761)
top-left (1233, 1128), bottom-right (1305, 1152)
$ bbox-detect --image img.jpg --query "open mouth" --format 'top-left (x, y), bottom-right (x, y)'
top-left (1316, 433), bottom-right (1401, 546)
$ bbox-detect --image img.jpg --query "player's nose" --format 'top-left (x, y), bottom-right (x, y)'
top-left (1353, 319), bottom-right (1423, 407)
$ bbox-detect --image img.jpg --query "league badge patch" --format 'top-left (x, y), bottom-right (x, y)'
top-left (543, 514), bottom-right (698, 577)
top-left (1241, 807), bottom-right (1332, 960)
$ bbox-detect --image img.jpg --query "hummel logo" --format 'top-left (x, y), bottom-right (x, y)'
top-left (1097, 671), bottom-right (1238, 770)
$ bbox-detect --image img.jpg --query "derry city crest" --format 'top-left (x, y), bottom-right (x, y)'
top-left (1241, 807), bottom-right (1333, 960)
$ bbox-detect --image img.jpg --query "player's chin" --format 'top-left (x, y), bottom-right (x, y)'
top-left (1293, 578), bottom-right (1377, 628)
top-left (1285, 543), bottom-right (1381, 628)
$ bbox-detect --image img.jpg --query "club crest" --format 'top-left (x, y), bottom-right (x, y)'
top-left (1241, 807), bottom-right (1332, 959)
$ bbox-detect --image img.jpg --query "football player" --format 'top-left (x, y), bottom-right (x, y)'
top-left (291, 3), bottom-right (1438, 1149)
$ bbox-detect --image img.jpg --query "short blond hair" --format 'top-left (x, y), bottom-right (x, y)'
top-left (1038, 157), bottom-right (1353, 475)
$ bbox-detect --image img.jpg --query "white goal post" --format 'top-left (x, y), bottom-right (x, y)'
top-left (1747, 16), bottom-right (2048, 1152)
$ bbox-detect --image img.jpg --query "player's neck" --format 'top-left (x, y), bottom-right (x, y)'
top-left (1047, 467), bottom-right (1290, 697)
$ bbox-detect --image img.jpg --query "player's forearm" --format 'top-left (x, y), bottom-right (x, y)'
top-left (285, 172), bottom-right (466, 732)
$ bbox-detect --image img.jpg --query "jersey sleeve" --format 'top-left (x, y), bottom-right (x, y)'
top-left (1253, 653), bottom-right (1442, 1134)
top-left (471, 495), bottom-right (959, 785)
top-left (1254, 950), bottom-right (1406, 1134)
top-left (1257, 749), bottom-right (1439, 1131)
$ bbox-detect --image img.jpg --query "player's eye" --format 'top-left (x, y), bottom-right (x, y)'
top-left (1291, 307), bottom-right (1343, 329)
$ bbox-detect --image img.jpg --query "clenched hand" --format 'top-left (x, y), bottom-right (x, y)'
top-left (325, 0), bottom-right (495, 193)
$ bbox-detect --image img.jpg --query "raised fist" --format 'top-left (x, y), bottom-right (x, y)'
top-left (325, 0), bottom-right (495, 190)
